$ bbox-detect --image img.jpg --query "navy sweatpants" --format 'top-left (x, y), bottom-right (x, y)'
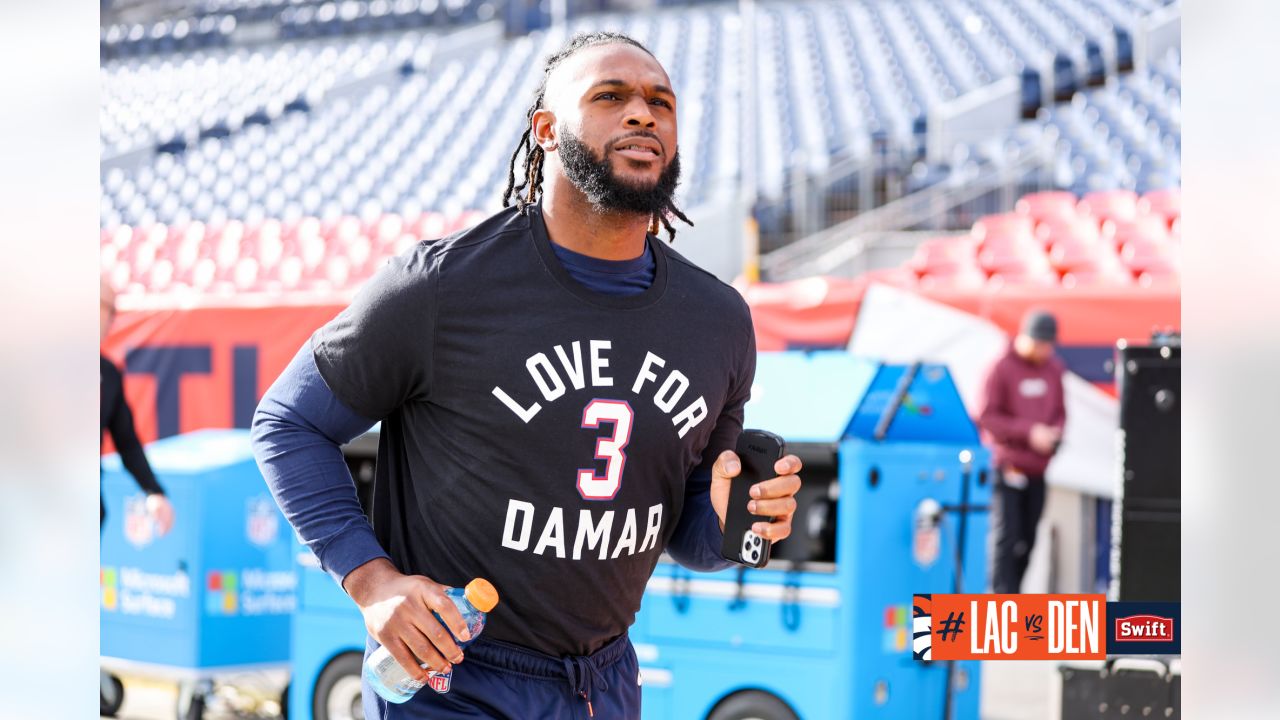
top-left (362, 632), bottom-right (642, 719)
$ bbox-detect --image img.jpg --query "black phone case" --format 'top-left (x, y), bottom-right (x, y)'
top-left (720, 429), bottom-right (786, 568)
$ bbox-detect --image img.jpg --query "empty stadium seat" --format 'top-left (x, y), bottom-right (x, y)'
top-left (971, 212), bottom-right (1036, 243)
top-left (1138, 187), bottom-right (1181, 226)
top-left (1035, 214), bottom-right (1102, 247)
top-left (907, 236), bottom-right (980, 274)
top-left (1102, 214), bottom-right (1170, 249)
top-left (1079, 189), bottom-right (1141, 225)
top-left (1016, 191), bottom-right (1079, 222)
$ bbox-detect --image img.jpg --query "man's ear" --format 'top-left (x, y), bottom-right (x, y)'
top-left (532, 108), bottom-right (558, 152)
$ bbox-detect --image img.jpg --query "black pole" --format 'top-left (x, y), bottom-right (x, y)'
top-left (942, 456), bottom-right (973, 720)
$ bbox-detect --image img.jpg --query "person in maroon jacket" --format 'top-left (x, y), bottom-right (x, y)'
top-left (977, 309), bottom-right (1066, 594)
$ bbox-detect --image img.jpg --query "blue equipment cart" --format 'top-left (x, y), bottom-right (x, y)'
top-left (630, 351), bottom-right (992, 720)
top-left (287, 352), bottom-right (992, 720)
top-left (100, 429), bottom-right (296, 719)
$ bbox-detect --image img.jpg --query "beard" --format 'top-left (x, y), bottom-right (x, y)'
top-left (557, 128), bottom-right (681, 216)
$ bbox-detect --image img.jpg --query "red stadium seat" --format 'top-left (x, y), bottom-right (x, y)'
top-left (1034, 215), bottom-right (1100, 248)
top-left (918, 265), bottom-right (988, 291)
top-left (1078, 190), bottom-right (1140, 226)
top-left (295, 217), bottom-right (322, 244)
top-left (257, 231), bottom-right (284, 271)
top-left (277, 257), bottom-right (304, 291)
top-left (217, 221), bottom-right (246, 269)
top-left (132, 242), bottom-right (158, 277)
top-left (329, 215), bottom-right (362, 245)
top-left (1047, 239), bottom-right (1096, 273)
top-left (860, 266), bottom-right (918, 288)
top-left (1015, 191), bottom-right (1078, 223)
top-left (971, 212), bottom-right (1035, 244)
top-left (100, 244), bottom-right (120, 272)
top-left (448, 210), bottom-right (485, 234)
top-left (412, 211), bottom-right (447, 240)
top-left (192, 258), bottom-right (217, 291)
top-left (1136, 261), bottom-right (1180, 288)
top-left (233, 257), bottom-right (260, 291)
top-left (148, 259), bottom-right (175, 293)
top-left (977, 235), bottom-right (1048, 275)
top-left (907, 236), bottom-right (977, 274)
top-left (373, 214), bottom-right (404, 245)
top-left (347, 235), bottom-right (373, 271)
top-left (1060, 265), bottom-right (1135, 288)
top-left (325, 256), bottom-right (351, 289)
top-left (394, 232), bottom-right (420, 256)
top-left (109, 261), bottom-right (131, 290)
top-left (1103, 214), bottom-right (1169, 249)
top-left (109, 225), bottom-right (134, 251)
top-left (301, 237), bottom-right (327, 272)
top-left (987, 267), bottom-right (1059, 290)
top-left (1118, 239), bottom-right (1174, 274)
top-left (1138, 188), bottom-right (1181, 227)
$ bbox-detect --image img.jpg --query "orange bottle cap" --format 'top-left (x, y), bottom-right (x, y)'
top-left (464, 578), bottom-right (499, 613)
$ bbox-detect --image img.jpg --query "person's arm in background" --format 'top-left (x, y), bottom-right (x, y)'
top-left (250, 345), bottom-right (387, 587)
top-left (105, 362), bottom-right (174, 534)
top-left (976, 361), bottom-right (1033, 445)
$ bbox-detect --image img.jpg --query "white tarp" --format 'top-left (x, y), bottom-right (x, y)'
top-left (847, 283), bottom-right (1116, 498)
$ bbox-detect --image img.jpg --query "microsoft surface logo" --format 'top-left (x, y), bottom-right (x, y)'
top-left (101, 567), bottom-right (118, 611)
top-left (205, 570), bottom-right (238, 615)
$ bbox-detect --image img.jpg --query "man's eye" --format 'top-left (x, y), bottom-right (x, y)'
top-left (597, 93), bottom-right (620, 101)
top-left (650, 98), bottom-right (672, 108)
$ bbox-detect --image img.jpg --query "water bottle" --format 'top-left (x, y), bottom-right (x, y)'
top-left (363, 578), bottom-right (499, 703)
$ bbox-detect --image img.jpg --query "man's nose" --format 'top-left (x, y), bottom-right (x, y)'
top-left (623, 99), bottom-right (656, 128)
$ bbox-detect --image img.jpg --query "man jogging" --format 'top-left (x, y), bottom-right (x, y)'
top-left (252, 31), bottom-right (802, 719)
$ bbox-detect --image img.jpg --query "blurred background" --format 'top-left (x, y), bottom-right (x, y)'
top-left (97, 1), bottom-right (1180, 719)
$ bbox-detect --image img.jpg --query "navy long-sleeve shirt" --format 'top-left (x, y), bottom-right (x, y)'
top-left (250, 239), bottom-right (730, 590)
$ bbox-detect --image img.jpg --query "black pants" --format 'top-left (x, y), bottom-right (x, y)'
top-left (988, 470), bottom-right (1047, 594)
top-left (363, 632), bottom-right (642, 719)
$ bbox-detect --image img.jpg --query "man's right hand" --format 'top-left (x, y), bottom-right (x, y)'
top-left (341, 558), bottom-right (471, 682)
top-left (1028, 423), bottom-right (1063, 455)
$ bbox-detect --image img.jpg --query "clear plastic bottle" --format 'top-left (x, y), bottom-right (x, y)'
top-left (363, 578), bottom-right (500, 704)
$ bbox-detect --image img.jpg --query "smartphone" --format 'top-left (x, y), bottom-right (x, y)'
top-left (720, 429), bottom-right (786, 568)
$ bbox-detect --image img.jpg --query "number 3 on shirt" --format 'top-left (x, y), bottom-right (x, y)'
top-left (578, 399), bottom-right (634, 500)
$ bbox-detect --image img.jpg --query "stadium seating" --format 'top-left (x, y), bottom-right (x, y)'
top-left (100, 0), bottom-right (1180, 301)
top-left (101, 15), bottom-right (237, 61)
top-left (102, 1), bottom-right (499, 59)
top-left (904, 186), bottom-right (1179, 292)
top-left (100, 31), bottom-right (434, 158)
top-left (103, 0), bottom-right (1179, 222)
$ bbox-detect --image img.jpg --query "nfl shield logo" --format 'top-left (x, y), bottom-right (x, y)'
top-left (912, 498), bottom-right (941, 568)
top-left (427, 670), bottom-right (452, 694)
top-left (246, 497), bottom-right (279, 547)
top-left (124, 495), bottom-right (154, 548)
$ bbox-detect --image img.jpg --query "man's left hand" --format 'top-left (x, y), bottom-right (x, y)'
top-left (710, 451), bottom-right (803, 542)
top-left (146, 493), bottom-right (175, 536)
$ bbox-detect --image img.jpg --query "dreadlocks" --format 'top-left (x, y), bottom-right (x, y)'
top-left (502, 31), bottom-right (693, 243)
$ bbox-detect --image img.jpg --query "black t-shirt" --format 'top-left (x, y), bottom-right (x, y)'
top-left (312, 203), bottom-right (755, 656)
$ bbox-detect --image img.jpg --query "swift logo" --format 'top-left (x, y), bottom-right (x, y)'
top-left (1114, 614), bottom-right (1174, 642)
